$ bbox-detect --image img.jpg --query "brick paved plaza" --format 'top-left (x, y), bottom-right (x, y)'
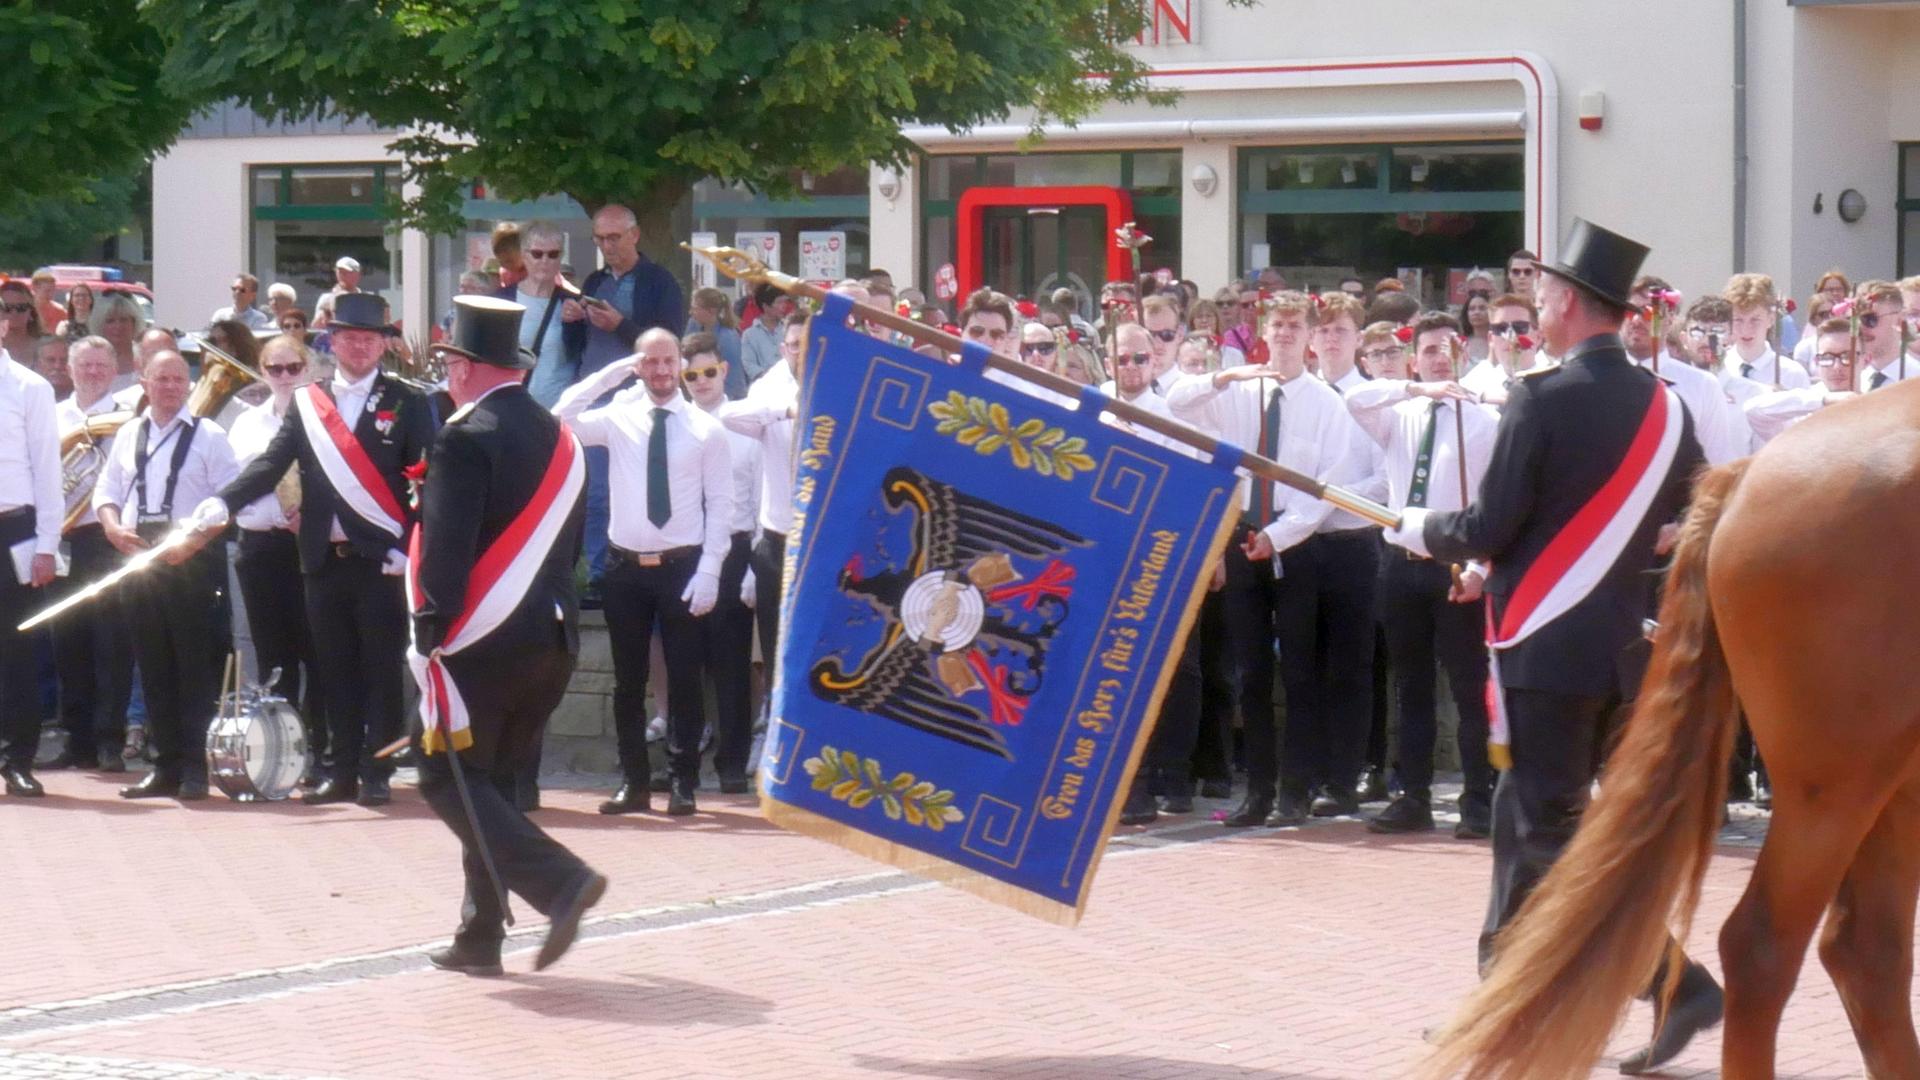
top-left (0, 775), bottom-right (1872, 1079)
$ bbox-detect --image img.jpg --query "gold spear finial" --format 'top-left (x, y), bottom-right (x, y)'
top-left (681, 242), bottom-right (803, 292)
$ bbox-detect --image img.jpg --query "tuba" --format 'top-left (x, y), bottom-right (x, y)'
top-left (58, 342), bottom-right (263, 532)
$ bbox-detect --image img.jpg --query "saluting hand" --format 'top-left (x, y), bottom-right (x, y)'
top-left (1408, 381), bottom-right (1474, 402)
top-left (1214, 364), bottom-right (1274, 388)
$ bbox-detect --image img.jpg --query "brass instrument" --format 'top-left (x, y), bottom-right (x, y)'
top-left (56, 342), bottom-right (263, 532)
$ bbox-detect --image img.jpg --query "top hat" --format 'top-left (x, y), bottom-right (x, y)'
top-left (329, 292), bottom-right (392, 333)
top-left (433, 295), bottom-right (534, 370)
top-left (1537, 218), bottom-right (1650, 311)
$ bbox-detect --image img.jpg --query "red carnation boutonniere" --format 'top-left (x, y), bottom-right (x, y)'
top-left (402, 458), bottom-right (428, 508)
top-left (1015, 299), bottom-right (1039, 319)
top-left (374, 409), bottom-right (398, 436)
top-left (1783, 298), bottom-right (1798, 315)
top-left (1393, 325), bottom-right (1415, 345)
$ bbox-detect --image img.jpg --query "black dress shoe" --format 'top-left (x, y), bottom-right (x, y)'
top-left (1310, 787), bottom-right (1360, 818)
top-left (38, 749), bottom-right (92, 771)
top-left (176, 776), bottom-right (209, 801)
top-left (4, 766), bottom-right (44, 798)
top-left (1356, 767), bottom-right (1390, 804)
top-left (1223, 790), bottom-right (1273, 827)
top-left (598, 783), bottom-right (649, 815)
top-left (1618, 974), bottom-right (1724, 1074)
top-left (535, 870), bottom-right (608, 971)
top-left (356, 776), bottom-right (392, 807)
top-left (120, 770), bottom-right (180, 799)
top-left (302, 778), bottom-right (359, 805)
top-left (717, 776), bottom-right (752, 795)
top-left (1159, 792), bottom-right (1194, 814)
top-left (1367, 794), bottom-right (1434, 834)
top-left (1265, 793), bottom-right (1310, 827)
top-left (666, 777), bottom-right (697, 817)
top-left (1199, 779), bottom-right (1232, 800)
top-left (297, 767), bottom-right (322, 790)
top-left (428, 941), bottom-right (504, 977)
top-left (1454, 794), bottom-right (1493, 840)
top-left (1118, 787), bottom-right (1158, 826)
top-left (649, 772), bottom-right (671, 793)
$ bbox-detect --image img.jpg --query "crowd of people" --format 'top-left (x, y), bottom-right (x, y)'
top-left (3, 211), bottom-right (1918, 848)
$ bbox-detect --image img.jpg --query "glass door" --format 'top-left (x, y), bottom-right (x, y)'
top-left (978, 204), bottom-right (1106, 319)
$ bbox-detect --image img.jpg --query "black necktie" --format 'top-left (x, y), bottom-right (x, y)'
top-left (1870, 370), bottom-right (1889, 391)
top-left (647, 407), bottom-right (671, 527)
top-left (1740, 362), bottom-right (1753, 379)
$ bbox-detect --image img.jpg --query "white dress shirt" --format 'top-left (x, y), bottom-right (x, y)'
top-left (1344, 381), bottom-right (1499, 520)
top-left (1637, 354), bottom-right (1740, 465)
top-left (717, 359), bottom-right (798, 536)
top-left (325, 368), bottom-right (380, 542)
top-left (111, 382), bottom-right (144, 411)
top-left (1167, 367), bottom-right (1354, 554)
top-left (227, 399), bottom-right (296, 532)
top-left (0, 357), bottom-right (62, 554)
top-left (1726, 346), bottom-right (1810, 391)
top-left (1859, 357), bottom-right (1917, 393)
top-left (1321, 367), bottom-right (1387, 531)
top-left (55, 392), bottom-right (123, 530)
top-left (555, 364), bottom-right (734, 577)
top-left (1097, 379), bottom-right (1204, 461)
top-left (211, 305), bottom-right (274, 331)
top-left (1459, 360), bottom-right (1511, 403)
top-left (94, 411), bottom-right (238, 527)
top-left (1740, 385), bottom-right (1837, 443)
top-left (985, 364), bottom-right (1079, 409)
top-left (699, 401), bottom-right (762, 535)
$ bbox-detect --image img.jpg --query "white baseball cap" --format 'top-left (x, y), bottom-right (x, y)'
top-left (335, 256), bottom-right (361, 273)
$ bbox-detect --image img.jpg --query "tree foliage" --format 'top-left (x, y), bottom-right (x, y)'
top-left (0, 171), bottom-right (142, 269)
top-left (0, 3), bottom-right (192, 210)
top-left (149, 0), bottom-right (1188, 235)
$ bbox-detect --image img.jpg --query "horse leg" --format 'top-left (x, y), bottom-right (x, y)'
top-left (1818, 780), bottom-right (1920, 1078)
top-left (1719, 795), bottom-right (1879, 1080)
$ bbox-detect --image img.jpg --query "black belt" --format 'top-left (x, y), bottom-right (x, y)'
top-left (329, 541), bottom-right (375, 561)
top-left (609, 543), bottom-right (700, 568)
top-left (1316, 525), bottom-right (1379, 541)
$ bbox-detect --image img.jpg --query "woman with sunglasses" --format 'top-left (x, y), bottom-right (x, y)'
top-left (0, 281), bottom-right (43, 364)
top-left (57, 282), bottom-right (95, 341)
top-left (226, 333), bottom-right (329, 786)
top-left (498, 221), bottom-right (583, 408)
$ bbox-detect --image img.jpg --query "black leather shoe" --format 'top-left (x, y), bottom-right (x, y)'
top-left (297, 767), bottom-right (322, 790)
top-left (649, 772), bottom-right (671, 793)
top-left (1618, 974), bottom-right (1724, 1074)
top-left (176, 776), bottom-right (209, 801)
top-left (1311, 787), bottom-right (1361, 818)
top-left (1356, 767), bottom-right (1390, 804)
top-left (428, 941), bottom-right (504, 977)
top-left (535, 870), bottom-right (608, 971)
top-left (717, 776), bottom-right (752, 795)
top-left (120, 770), bottom-right (179, 799)
top-left (4, 766), bottom-right (44, 797)
top-left (1118, 787), bottom-right (1158, 826)
top-left (38, 749), bottom-right (92, 771)
top-left (1367, 794), bottom-right (1434, 834)
top-left (1265, 793), bottom-right (1310, 827)
top-left (302, 778), bottom-right (359, 805)
top-left (1454, 794), bottom-right (1493, 840)
top-left (1199, 779), bottom-right (1232, 800)
top-left (1159, 792), bottom-right (1194, 814)
top-left (667, 777), bottom-right (697, 817)
top-left (1223, 790), bottom-right (1273, 827)
top-left (598, 783), bottom-right (649, 815)
top-left (356, 776), bottom-right (392, 807)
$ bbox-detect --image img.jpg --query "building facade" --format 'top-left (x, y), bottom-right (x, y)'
top-left (152, 0), bottom-right (1920, 332)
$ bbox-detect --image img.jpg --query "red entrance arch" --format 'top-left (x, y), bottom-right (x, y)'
top-left (955, 185), bottom-right (1135, 301)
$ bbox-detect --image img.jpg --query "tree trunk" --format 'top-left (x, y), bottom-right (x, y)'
top-left (574, 176), bottom-right (695, 299)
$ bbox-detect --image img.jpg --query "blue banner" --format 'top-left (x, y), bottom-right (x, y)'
top-left (760, 294), bottom-right (1242, 923)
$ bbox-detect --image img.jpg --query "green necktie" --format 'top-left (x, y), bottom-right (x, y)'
top-left (647, 407), bottom-right (671, 527)
top-left (1245, 384), bottom-right (1283, 528)
top-left (1406, 400), bottom-right (1440, 509)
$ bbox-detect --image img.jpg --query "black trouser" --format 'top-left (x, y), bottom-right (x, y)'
top-left (1278, 528), bottom-right (1380, 801)
top-left (418, 629), bottom-right (589, 947)
top-left (1187, 590), bottom-right (1236, 786)
top-left (49, 525), bottom-right (134, 761)
top-left (704, 533), bottom-right (756, 780)
top-left (305, 551), bottom-right (407, 785)
top-left (1379, 553), bottom-right (1495, 805)
top-left (751, 530), bottom-right (786, 702)
top-left (1365, 623), bottom-right (1391, 777)
top-left (1223, 535), bottom-right (1282, 794)
top-left (0, 528), bottom-right (44, 771)
top-left (235, 529), bottom-right (326, 764)
top-left (123, 538), bottom-right (228, 778)
top-left (602, 553), bottom-right (705, 783)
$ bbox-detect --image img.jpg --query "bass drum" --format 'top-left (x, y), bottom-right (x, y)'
top-left (206, 697), bottom-right (309, 802)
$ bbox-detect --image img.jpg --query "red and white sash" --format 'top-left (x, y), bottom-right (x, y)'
top-left (294, 384), bottom-right (407, 539)
top-left (406, 427), bottom-right (585, 753)
top-left (1483, 383), bottom-right (1685, 769)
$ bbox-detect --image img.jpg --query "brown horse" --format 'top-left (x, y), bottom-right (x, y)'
top-left (1422, 380), bottom-right (1920, 1080)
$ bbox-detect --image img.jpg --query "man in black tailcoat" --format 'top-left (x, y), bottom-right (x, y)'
top-left (412, 296), bottom-right (605, 976)
top-left (1383, 220), bottom-right (1722, 1074)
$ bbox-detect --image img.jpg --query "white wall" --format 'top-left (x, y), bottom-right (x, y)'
top-left (1786, 7), bottom-right (1904, 292)
top-left (151, 133), bottom-right (398, 330)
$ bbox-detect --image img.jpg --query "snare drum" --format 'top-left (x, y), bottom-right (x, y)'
top-left (206, 696), bottom-right (309, 802)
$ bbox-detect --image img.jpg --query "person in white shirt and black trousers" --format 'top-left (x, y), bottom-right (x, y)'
top-left (1345, 312), bottom-right (1499, 839)
top-left (208, 293), bottom-right (436, 807)
top-left (1168, 291), bottom-right (1367, 829)
top-left (94, 352), bottom-right (238, 800)
top-left (0, 341), bottom-right (62, 796)
top-left (555, 327), bottom-right (733, 817)
top-left (42, 337), bottom-right (134, 775)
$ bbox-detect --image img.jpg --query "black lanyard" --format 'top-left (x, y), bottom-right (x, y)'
top-left (132, 416), bottom-right (198, 521)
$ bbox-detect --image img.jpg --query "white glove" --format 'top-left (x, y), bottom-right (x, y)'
top-left (740, 568), bottom-right (757, 609)
top-left (681, 570), bottom-right (720, 617)
top-left (191, 496), bottom-right (230, 531)
top-left (381, 549), bottom-right (409, 577)
top-left (1382, 507), bottom-right (1432, 559)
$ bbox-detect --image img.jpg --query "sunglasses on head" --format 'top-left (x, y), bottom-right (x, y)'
top-left (1019, 340), bottom-right (1057, 356)
top-left (681, 364), bottom-right (723, 382)
top-left (1490, 321), bottom-right (1532, 335)
top-left (263, 362), bottom-right (306, 376)
top-left (1114, 351), bottom-right (1152, 367)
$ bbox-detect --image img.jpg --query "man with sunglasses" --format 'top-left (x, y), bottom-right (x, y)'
top-left (211, 273), bottom-right (273, 332)
top-left (683, 332), bottom-right (761, 794)
top-left (1852, 282), bottom-right (1914, 392)
top-left (555, 328), bottom-right (732, 818)
top-left (1461, 294), bottom-right (1540, 406)
top-left (1140, 294), bottom-right (1185, 393)
top-left (1503, 249), bottom-right (1539, 303)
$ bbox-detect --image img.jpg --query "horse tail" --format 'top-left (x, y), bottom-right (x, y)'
top-left (1422, 459), bottom-right (1751, 1080)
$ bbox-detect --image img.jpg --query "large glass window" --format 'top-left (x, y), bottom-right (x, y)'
top-left (1239, 143), bottom-right (1523, 308)
top-left (1900, 143), bottom-right (1919, 277)
top-left (249, 164), bottom-right (402, 316)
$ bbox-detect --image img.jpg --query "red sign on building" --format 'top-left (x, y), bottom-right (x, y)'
top-left (1135, 0), bottom-right (1195, 46)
